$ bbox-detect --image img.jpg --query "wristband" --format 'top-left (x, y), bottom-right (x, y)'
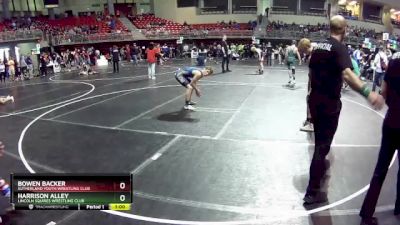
top-left (360, 84), bottom-right (371, 98)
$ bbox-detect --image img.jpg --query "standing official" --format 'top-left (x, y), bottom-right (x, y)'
top-left (112, 45), bottom-right (120, 73)
top-left (303, 15), bottom-right (384, 204)
top-left (221, 35), bottom-right (231, 73)
top-left (359, 52), bottom-right (400, 225)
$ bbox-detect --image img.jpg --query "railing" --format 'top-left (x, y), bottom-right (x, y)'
top-left (48, 29), bottom-right (396, 51)
top-left (254, 30), bottom-right (381, 46)
top-left (199, 7), bottom-right (228, 15)
top-left (255, 30), bottom-right (327, 41)
top-left (143, 29), bottom-right (254, 39)
top-left (51, 32), bottom-right (134, 45)
top-left (0, 29), bottom-right (43, 43)
top-left (271, 6), bottom-right (295, 15)
top-left (233, 6), bottom-right (257, 14)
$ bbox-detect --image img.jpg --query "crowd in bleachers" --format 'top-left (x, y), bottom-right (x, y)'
top-left (266, 20), bottom-right (379, 39)
top-left (1, 12), bottom-right (397, 46)
top-left (0, 13), bottom-right (129, 37)
top-left (128, 14), bottom-right (254, 36)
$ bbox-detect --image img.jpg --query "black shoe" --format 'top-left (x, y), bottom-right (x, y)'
top-left (360, 217), bottom-right (379, 225)
top-left (226, 69), bottom-right (232, 72)
top-left (394, 205), bottom-right (400, 215)
top-left (303, 192), bottom-right (328, 205)
top-left (222, 70), bottom-right (226, 73)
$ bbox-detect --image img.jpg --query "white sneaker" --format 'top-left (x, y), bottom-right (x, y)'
top-left (300, 121), bottom-right (314, 132)
top-left (152, 76), bottom-right (156, 80)
top-left (7, 95), bottom-right (14, 103)
top-left (184, 105), bottom-right (196, 110)
top-left (148, 75), bottom-right (152, 79)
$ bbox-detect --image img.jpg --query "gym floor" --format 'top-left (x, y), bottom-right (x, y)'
top-left (0, 59), bottom-right (398, 225)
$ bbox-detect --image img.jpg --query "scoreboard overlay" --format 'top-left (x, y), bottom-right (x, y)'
top-left (11, 174), bottom-right (132, 210)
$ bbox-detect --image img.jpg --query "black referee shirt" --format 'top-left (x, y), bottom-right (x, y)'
top-left (112, 49), bottom-right (119, 62)
top-left (309, 37), bottom-right (353, 100)
top-left (384, 55), bottom-right (400, 128)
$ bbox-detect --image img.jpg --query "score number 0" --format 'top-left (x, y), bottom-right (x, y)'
top-left (119, 182), bottom-right (126, 202)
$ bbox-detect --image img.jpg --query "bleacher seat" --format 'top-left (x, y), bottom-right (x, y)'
top-left (32, 16), bottom-right (128, 34)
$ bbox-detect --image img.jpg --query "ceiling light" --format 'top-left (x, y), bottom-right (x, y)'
top-left (338, 0), bottom-right (346, 5)
top-left (390, 9), bottom-right (396, 12)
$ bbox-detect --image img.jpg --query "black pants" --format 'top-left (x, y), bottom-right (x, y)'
top-left (40, 66), bottom-right (47, 76)
top-left (307, 94), bottom-right (341, 194)
top-left (113, 61), bottom-right (119, 73)
top-left (0, 72), bottom-right (5, 82)
top-left (360, 124), bottom-right (400, 218)
top-left (266, 54), bottom-right (272, 66)
top-left (306, 75), bottom-right (312, 121)
top-left (222, 56), bottom-right (230, 72)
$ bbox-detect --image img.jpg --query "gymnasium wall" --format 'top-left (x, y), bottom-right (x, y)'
top-left (268, 14), bottom-right (328, 25)
top-left (53, 0), bottom-right (107, 15)
top-left (0, 0), bottom-right (142, 16)
top-left (346, 20), bottom-right (386, 32)
top-left (136, 0), bottom-right (153, 14)
top-left (154, 0), bottom-right (257, 24)
top-left (175, 7), bottom-right (256, 24)
top-left (268, 14), bottom-right (390, 32)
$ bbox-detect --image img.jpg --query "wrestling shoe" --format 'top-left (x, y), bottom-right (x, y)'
top-left (394, 202), bottom-right (400, 215)
top-left (300, 121), bottom-right (314, 132)
top-left (303, 192), bottom-right (328, 205)
top-left (184, 105), bottom-right (196, 111)
top-left (360, 217), bottom-right (379, 225)
top-left (7, 96), bottom-right (14, 103)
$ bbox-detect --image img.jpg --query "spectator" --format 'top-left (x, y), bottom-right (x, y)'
top-left (221, 35), bottom-right (231, 73)
top-left (131, 43), bottom-right (140, 65)
top-left (146, 43), bottom-right (157, 80)
top-left (112, 45), bottom-right (120, 73)
top-left (373, 46), bottom-right (388, 92)
top-left (266, 42), bottom-right (273, 66)
top-left (40, 54), bottom-right (47, 77)
top-left (7, 57), bottom-right (15, 81)
top-left (0, 60), bottom-right (5, 83)
top-left (20, 55), bottom-right (28, 78)
top-left (26, 56), bottom-right (33, 78)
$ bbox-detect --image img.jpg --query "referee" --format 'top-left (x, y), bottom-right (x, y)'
top-left (359, 52), bottom-right (400, 225)
top-left (221, 35), bottom-right (231, 73)
top-left (303, 15), bottom-right (384, 205)
top-left (112, 45), bottom-right (120, 73)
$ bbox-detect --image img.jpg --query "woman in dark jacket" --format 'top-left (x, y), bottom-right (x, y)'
top-left (360, 51), bottom-right (400, 225)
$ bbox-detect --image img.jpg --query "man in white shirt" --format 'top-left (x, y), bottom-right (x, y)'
top-left (373, 46), bottom-right (388, 92)
top-left (251, 45), bottom-right (264, 74)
